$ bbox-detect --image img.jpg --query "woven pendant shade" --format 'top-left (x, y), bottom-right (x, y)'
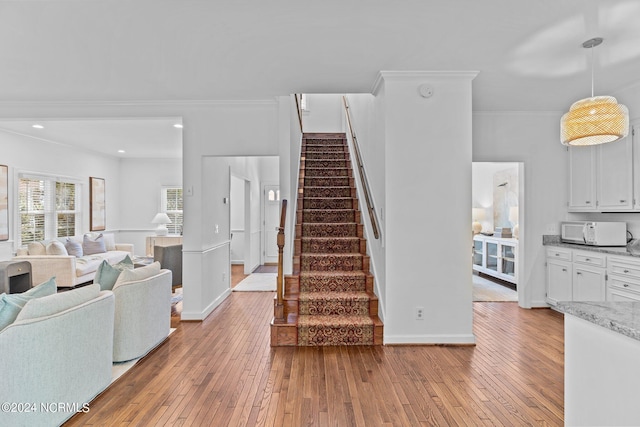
top-left (561, 96), bottom-right (629, 146)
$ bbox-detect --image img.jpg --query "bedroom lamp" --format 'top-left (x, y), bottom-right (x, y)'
top-left (151, 213), bottom-right (172, 236)
top-left (561, 38), bottom-right (629, 146)
top-left (509, 206), bottom-right (519, 239)
top-left (472, 208), bottom-right (485, 235)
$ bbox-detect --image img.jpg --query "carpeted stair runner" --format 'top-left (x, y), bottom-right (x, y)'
top-left (289, 133), bottom-right (382, 346)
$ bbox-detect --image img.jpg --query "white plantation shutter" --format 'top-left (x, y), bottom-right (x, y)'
top-left (19, 174), bottom-right (81, 245)
top-left (161, 186), bottom-right (183, 235)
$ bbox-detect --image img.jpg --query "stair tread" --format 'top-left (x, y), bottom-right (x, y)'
top-left (298, 314), bottom-right (374, 326)
top-left (299, 291), bottom-right (372, 301)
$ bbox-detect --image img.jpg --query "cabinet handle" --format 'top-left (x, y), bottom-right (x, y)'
top-left (576, 272), bottom-right (582, 275)
top-left (585, 258), bottom-right (591, 262)
top-left (562, 268), bottom-right (567, 272)
top-left (624, 269), bottom-right (630, 273)
top-left (555, 253), bottom-right (560, 256)
top-left (624, 284), bottom-right (630, 288)
top-left (586, 201), bottom-right (591, 204)
top-left (621, 200), bottom-right (627, 203)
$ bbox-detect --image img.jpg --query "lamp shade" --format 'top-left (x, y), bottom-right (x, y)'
top-left (151, 213), bottom-right (172, 224)
top-left (561, 96), bottom-right (629, 146)
top-left (509, 206), bottom-right (519, 224)
top-left (151, 213), bottom-right (172, 236)
top-left (472, 208), bottom-right (486, 221)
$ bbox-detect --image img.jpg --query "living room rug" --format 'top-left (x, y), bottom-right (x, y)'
top-left (233, 273), bottom-right (277, 292)
top-left (473, 274), bottom-right (518, 302)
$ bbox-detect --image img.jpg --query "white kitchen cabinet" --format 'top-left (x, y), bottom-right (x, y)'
top-left (568, 134), bottom-right (633, 212)
top-left (546, 247), bottom-right (606, 304)
top-left (607, 255), bottom-right (640, 302)
top-left (472, 235), bottom-right (517, 285)
top-left (568, 146), bottom-right (597, 211)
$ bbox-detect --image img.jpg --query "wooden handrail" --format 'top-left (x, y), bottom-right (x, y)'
top-left (342, 96), bottom-right (380, 239)
top-left (274, 198), bottom-right (288, 324)
top-left (294, 94), bottom-right (304, 133)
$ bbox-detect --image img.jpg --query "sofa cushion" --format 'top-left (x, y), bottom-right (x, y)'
top-left (94, 255), bottom-right (134, 291)
top-left (28, 241), bottom-right (47, 255)
top-left (46, 240), bottom-right (68, 255)
top-left (0, 277), bottom-right (57, 330)
top-left (83, 233), bottom-right (106, 255)
top-left (103, 233), bottom-right (117, 251)
top-left (16, 284), bottom-right (100, 322)
top-left (114, 262), bottom-right (161, 287)
top-left (65, 238), bottom-right (84, 257)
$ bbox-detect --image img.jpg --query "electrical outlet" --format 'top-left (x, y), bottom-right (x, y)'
top-left (222, 272), bottom-right (226, 282)
top-left (545, 223), bottom-right (559, 234)
top-left (415, 307), bottom-right (424, 320)
top-left (215, 224), bottom-right (219, 234)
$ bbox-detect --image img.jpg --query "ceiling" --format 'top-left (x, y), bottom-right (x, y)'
top-left (1, 0), bottom-right (639, 155)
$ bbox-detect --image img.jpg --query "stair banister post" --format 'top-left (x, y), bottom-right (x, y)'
top-left (274, 199), bottom-right (287, 324)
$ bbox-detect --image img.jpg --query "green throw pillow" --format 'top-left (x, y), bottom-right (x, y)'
top-left (0, 277), bottom-right (57, 331)
top-left (94, 255), bottom-right (134, 291)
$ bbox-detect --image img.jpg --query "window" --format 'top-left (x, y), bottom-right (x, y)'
top-left (19, 175), bottom-right (81, 245)
top-left (161, 186), bottom-right (183, 235)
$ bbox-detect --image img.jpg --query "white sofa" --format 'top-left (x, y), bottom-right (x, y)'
top-left (13, 234), bottom-right (134, 288)
top-left (0, 285), bottom-right (115, 427)
top-left (110, 267), bottom-right (172, 362)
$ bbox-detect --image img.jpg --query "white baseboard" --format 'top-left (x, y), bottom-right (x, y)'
top-left (384, 333), bottom-right (476, 345)
top-left (180, 288), bottom-right (232, 321)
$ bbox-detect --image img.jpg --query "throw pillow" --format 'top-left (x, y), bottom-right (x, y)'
top-left (46, 240), bottom-right (68, 255)
top-left (114, 261), bottom-right (161, 288)
top-left (16, 284), bottom-right (100, 322)
top-left (102, 233), bottom-right (117, 251)
top-left (65, 238), bottom-right (83, 257)
top-left (83, 233), bottom-right (106, 255)
top-left (94, 255), bottom-right (134, 291)
top-left (27, 241), bottom-right (47, 255)
top-left (0, 277), bottom-right (57, 331)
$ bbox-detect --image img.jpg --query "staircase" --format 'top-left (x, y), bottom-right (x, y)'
top-left (271, 132), bottom-right (383, 346)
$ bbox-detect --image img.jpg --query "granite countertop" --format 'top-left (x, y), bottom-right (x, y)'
top-left (554, 301), bottom-right (640, 342)
top-left (542, 235), bottom-right (640, 257)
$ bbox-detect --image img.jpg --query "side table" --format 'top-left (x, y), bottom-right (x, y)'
top-left (0, 260), bottom-right (33, 294)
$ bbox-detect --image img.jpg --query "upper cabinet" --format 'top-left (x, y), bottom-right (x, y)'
top-left (568, 122), bottom-right (636, 212)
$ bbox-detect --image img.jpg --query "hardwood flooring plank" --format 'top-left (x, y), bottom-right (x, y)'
top-left (64, 297), bottom-right (564, 427)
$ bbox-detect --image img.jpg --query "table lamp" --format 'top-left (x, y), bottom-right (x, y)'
top-left (151, 213), bottom-right (172, 236)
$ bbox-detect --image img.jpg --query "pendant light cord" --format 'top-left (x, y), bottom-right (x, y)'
top-left (590, 44), bottom-right (595, 97)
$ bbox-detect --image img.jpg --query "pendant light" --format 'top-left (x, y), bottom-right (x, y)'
top-left (560, 37), bottom-right (629, 146)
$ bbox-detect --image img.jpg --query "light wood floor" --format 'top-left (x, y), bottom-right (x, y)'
top-left (67, 294), bottom-right (564, 426)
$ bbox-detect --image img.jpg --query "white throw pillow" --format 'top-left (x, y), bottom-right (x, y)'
top-left (27, 241), bottom-right (47, 255)
top-left (83, 233), bottom-right (106, 255)
top-left (114, 262), bottom-right (161, 287)
top-left (46, 240), bottom-right (68, 255)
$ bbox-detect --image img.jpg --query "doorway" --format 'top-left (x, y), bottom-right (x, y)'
top-left (472, 162), bottom-right (523, 303)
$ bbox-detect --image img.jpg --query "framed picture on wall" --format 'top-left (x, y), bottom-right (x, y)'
top-left (0, 165), bottom-right (8, 241)
top-left (90, 177), bottom-right (106, 231)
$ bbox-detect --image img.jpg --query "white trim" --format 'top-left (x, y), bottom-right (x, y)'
top-left (180, 288), bottom-right (232, 321)
top-left (182, 240), bottom-right (230, 255)
top-left (372, 70), bottom-right (479, 94)
top-left (384, 334), bottom-right (476, 345)
top-left (0, 99), bottom-right (278, 107)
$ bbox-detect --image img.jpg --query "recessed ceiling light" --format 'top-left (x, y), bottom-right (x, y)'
top-left (117, 150), bottom-right (125, 153)
top-left (32, 124), bottom-right (44, 129)
top-left (173, 124), bottom-right (183, 129)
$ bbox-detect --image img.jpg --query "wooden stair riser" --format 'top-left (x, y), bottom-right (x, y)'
top-left (300, 168), bottom-right (352, 178)
top-left (303, 151), bottom-right (349, 160)
top-left (300, 254), bottom-right (369, 272)
top-left (297, 223), bottom-right (363, 238)
top-left (297, 292), bottom-right (378, 317)
top-left (302, 159), bottom-right (351, 169)
top-left (302, 177), bottom-right (354, 187)
top-left (299, 209), bottom-right (360, 224)
top-left (297, 316), bottom-right (374, 346)
top-left (301, 197), bottom-right (358, 210)
top-left (303, 187), bottom-right (356, 198)
top-left (296, 237), bottom-right (364, 254)
top-left (270, 320), bottom-right (297, 346)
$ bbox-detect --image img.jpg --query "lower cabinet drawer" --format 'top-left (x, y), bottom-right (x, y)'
top-left (574, 250), bottom-right (606, 267)
top-left (608, 275), bottom-right (640, 294)
top-left (608, 256), bottom-right (640, 280)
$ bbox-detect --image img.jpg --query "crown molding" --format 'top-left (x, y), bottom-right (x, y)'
top-left (372, 70), bottom-right (479, 95)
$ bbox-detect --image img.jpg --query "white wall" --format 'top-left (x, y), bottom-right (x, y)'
top-left (343, 93), bottom-right (386, 321)
top-left (473, 112), bottom-right (567, 307)
top-left (0, 128), bottom-right (122, 261)
top-left (377, 71), bottom-right (476, 344)
top-left (302, 94), bottom-right (344, 133)
top-left (230, 174), bottom-right (245, 264)
top-left (472, 162), bottom-right (518, 233)
top-left (118, 157), bottom-right (182, 256)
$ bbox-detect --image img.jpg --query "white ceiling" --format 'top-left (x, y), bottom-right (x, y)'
top-left (1, 0), bottom-right (640, 155)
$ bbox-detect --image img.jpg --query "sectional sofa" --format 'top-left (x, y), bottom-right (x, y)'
top-left (13, 233), bottom-right (134, 288)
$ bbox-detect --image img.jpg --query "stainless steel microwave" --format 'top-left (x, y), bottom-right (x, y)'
top-left (561, 221), bottom-right (627, 246)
